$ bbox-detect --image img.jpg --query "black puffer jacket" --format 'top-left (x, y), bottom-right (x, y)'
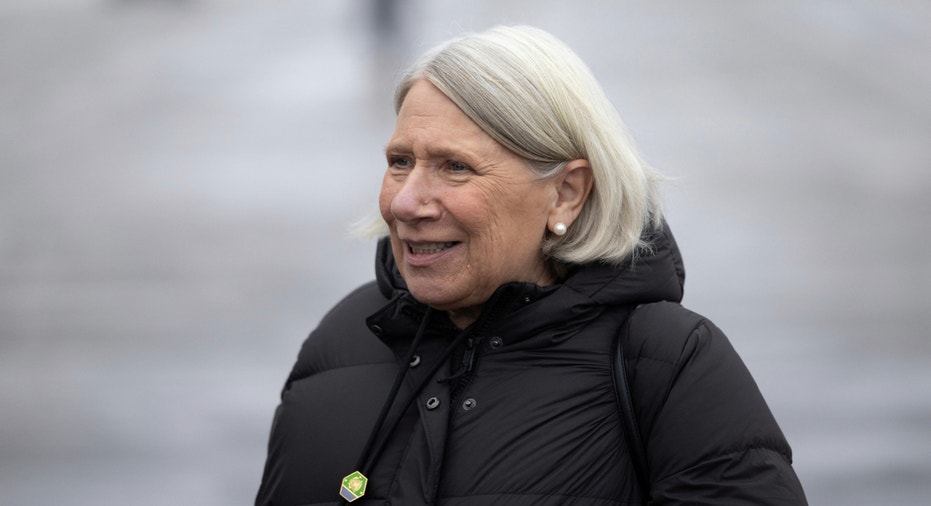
top-left (256, 226), bottom-right (807, 505)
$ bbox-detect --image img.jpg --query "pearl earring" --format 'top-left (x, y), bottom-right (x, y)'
top-left (553, 222), bottom-right (567, 236)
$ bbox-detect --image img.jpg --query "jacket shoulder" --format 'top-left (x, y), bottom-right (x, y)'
top-left (624, 301), bottom-right (706, 362)
top-left (623, 302), bottom-right (807, 504)
top-left (621, 301), bottom-right (708, 442)
top-left (284, 280), bottom-right (394, 389)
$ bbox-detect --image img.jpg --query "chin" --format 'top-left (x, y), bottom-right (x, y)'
top-left (405, 281), bottom-right (464, 308)
top-left (408, 289), bottom-right (456, 311)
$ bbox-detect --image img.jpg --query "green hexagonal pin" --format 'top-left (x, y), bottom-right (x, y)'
top-left (339, 470), bottom-right (368, 502)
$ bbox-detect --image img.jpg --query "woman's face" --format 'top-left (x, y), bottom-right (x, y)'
top-left (380, 80), bottom-right (557, 328)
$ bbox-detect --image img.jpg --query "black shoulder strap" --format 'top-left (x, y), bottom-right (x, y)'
top-left (612, 304), bottom-right (650, 500)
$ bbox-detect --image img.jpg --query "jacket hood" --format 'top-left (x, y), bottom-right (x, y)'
top-left (373, 222), bottom-right (685, 335)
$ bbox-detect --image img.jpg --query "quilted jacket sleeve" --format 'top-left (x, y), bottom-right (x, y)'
top-left (255, 282), bottom-right (395, 506)
top-left (626, 302), bottom-right (808, 505)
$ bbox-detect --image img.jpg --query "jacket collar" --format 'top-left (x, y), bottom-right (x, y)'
top-left (371, 221), bottom-right (685, 344)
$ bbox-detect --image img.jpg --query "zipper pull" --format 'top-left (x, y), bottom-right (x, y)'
top-left (436, 337), bottom-right (477, 383)
top-left (462, 337), bottom-right (476, 373)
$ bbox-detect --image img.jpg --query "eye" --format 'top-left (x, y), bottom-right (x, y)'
top-left (447, 160), bottom-right (472, 173)
top-left (388, 155), bottom-right (413, 169)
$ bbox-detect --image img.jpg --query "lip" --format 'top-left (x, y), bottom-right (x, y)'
top-left (403, 240), bottom-right (461, 267)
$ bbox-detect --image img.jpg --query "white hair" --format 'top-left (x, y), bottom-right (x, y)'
top-left (366, 25), bottom-right (663, 265)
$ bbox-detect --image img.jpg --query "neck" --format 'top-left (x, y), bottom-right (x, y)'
top-left (448, 307), bottom-right (481, 329)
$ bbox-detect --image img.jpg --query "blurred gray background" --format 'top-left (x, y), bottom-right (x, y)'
top-left (2, 0), bottom-right (928, 504)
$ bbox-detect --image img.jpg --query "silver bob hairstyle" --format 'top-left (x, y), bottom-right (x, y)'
top-left (376, 25), bottom-right (663, 265)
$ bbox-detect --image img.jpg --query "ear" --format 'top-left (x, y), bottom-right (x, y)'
top-left (548, 159), bottom-right (593, 232)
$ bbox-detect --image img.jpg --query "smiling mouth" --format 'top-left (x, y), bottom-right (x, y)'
top-left (408, 242), bottom-right (458, 255)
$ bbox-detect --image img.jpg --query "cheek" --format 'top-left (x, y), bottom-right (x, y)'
top-left (467, 198), bottom-right (524, 255)
top-left (493, 189), bottom-right (550, 245)
top-left (378, 179), bottom-right (396, 222)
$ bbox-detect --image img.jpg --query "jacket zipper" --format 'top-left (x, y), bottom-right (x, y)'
top-left (449, 337), bottom-right (479, 408)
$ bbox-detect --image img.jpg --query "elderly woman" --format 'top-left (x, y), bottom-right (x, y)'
top-left (256, 26), bottom-right (807, 505)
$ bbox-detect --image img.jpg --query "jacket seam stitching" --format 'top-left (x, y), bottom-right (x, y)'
top-left (438, 492), bottom-right (640, 503)
top-left (653, 444), bottom-right (792, 484)
top-left (284, 360), bottom-right (396, 390)
top-left (630, 354), bottom-right (677, 367)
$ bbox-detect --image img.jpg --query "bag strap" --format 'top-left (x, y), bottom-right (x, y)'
top-left (612, 304), bottom-right (650, 501)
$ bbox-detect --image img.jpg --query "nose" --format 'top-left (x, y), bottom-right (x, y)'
top-left (386, 166), bottom-right (441, 223)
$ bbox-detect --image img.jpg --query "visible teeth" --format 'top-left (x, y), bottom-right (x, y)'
top-left (410, 242), bottom-right (456, 254)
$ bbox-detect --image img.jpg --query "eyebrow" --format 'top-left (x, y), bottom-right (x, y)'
top-left (383, 143), bottom-right (408, 155)
top-left (384, 143), bottom-right (467, 161)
